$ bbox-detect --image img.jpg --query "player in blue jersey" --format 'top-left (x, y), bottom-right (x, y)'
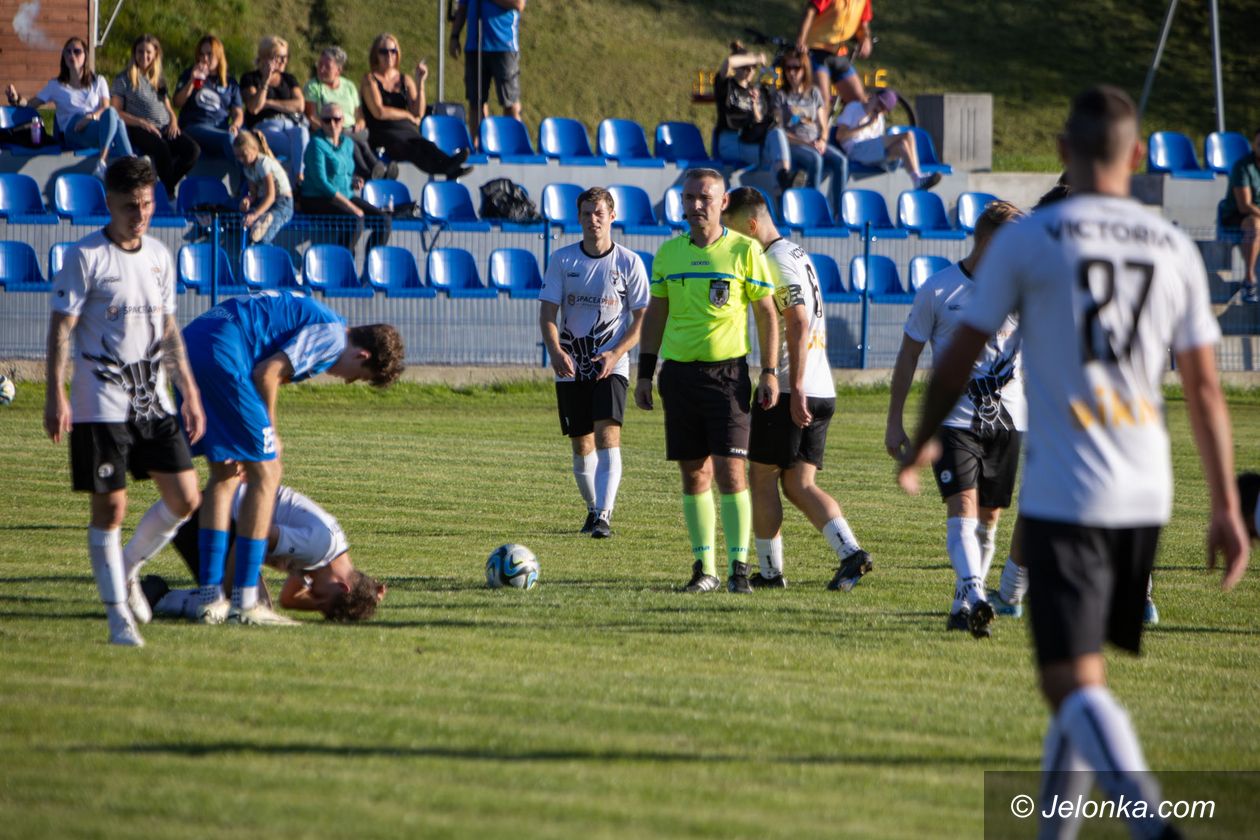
top-left (182, 290), bottom-right (403, 625)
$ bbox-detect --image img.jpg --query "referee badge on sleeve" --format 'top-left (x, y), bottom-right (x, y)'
top-left (709, 280), bottom-right (730, 307)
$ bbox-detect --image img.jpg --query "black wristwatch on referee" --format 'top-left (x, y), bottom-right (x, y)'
top-left (759, 368), bottom-right (777, 377)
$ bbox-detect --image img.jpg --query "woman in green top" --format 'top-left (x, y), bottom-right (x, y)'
top-left (303, 46), bottom-right (396, 183)
top-left (301, 101), bottom-right (391, 252)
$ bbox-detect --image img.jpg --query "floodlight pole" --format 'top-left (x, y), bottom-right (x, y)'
top-left (1138, 0), bottom-right (1178, 121)
top-left (438, 0), bottom-right (446, 101)
top-left (1139, 0), bottom-right (1226, 132)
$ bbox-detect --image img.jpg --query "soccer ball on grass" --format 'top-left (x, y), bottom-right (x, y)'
top-left (485, 544), bottom-right (539, 590)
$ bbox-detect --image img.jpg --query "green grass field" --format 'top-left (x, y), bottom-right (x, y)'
top-left (1, 381), bottom-right (1257, 838)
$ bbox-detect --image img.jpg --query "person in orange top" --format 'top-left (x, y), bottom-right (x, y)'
top-left (794, 0), bottom-right (873, 119)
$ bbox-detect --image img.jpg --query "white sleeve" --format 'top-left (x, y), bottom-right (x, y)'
top-left (162, 249), bottom-right (177, 315)
top-left (538, 253), bottom-right (564, 305)
top-left (964, 224), bottom-right (1023, 336)
top-left (1171, 238), bottom-right (1222, 352)
top-left (280, 323), bottom-right (346, 380)
top-left (902, 284), bottom-right (935, 343)
top-left (627, 253), bottom-right (650, 311)
top-left (35, 79), bottom-right (61, 105)
top-left (51, 247), bottom-right (90, 316)
top-left (92, 76), bottom-right (110, 108)
top-left (772, 253), bottom-right (807, 313)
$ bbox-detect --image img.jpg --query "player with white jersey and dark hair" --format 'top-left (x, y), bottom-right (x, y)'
top-left (44, 156), bottom-right (206, 647)
top-left (539, 186), bottom-right (649, 538)
top-left (899, 85), bottom-right (1248, 840)
top-left (722, 186), bottom-right (871, 591)
top-left (886, 199), bottom-right (1025, 637)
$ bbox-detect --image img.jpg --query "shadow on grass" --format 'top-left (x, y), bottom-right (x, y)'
top-left (0, 524), bottom-right (82, 532)
top-left (0, 609), bottom-right (101, 620)
top-left (0, 575), bottom-right (94, 585)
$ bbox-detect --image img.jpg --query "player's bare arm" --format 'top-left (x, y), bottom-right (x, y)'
top-left (782, 302), bottom-right (812, 428)
top-left (252, 352), bottom-right (294, 455)
top-left (538, 301), bottom-right (575, 379)
top-left (594, 307), bottom-right (646, 380)
top-left (752, 296), bottom-right (779, 409)
top-left (634, 297), bottom-right (669, 410)
top-left (1177, 343), bottom-right (1250, 589)
top-left (43, 311), bottom-right (76, 443)
top-left (885, 335), bottom-right (926, 458)
top-left (160, 315), bottom-right (206, 444)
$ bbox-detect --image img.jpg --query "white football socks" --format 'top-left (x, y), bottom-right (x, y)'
top-left (975, 520), bottom-right (998, 583)
top-left (755, 535), bottom-right (784, 578)
top-left (232, 585), bottom-right (259, 611)
top-left (946, 516), bottom-right (984, 610)
top-left (89, 526), bottom-right (131, 633)
top-left (594, 447), bottom-right (622, 521)
top-left (572, 452), bottom-right (596, 512)
top-left (123, 499), bottom-right (187, 579)
top-left (999, 557), bottom-right (1028, 605)
top-left (1037, 714), bottom-right (1093, 840)
top-left (822, 517), bottom-right (861, 558)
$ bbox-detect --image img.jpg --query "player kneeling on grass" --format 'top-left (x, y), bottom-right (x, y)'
top-left (538, 186), bottom-right (649, 539)
top-left (44, 157), bottom-right (206, 648)
top-left (722, 187), bottom-right (871, 591)
top-left (182, 290), bottom-right (403, 626)
top-left (145, 475), bottom-right (386, 622)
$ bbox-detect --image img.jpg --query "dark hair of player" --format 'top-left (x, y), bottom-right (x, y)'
top-left (323, 571), bottom-right (384, 621)
top-left (348, 324), bottom-right (405, 387)
top-left (1034, 183), bottom-right (1074, 209)
top-left (104, 157), bottom-right (158, 195)
top-left (1238, 473), bottom-right (1260, 538)
top-left (973, 200), bottom-right (1023, 241)
top-left (1063, 85), bottom-right (1139, 164)
top-left (724, 186), bottom-right (769, 219)
top-left (576, 186), bottom-right (614, 214)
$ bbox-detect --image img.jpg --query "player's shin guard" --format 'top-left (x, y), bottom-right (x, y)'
top-left (946, 516), bottom-right (984, 608)
top-left (822, 516), bottom-right (861, 559)
top-left (594, 447), bottom-right (622, 519)
top-left (682, 492), bottom-right (717, 577)
top-left (720, 490), bottom-right (751, 577)
top-left (755, 535), bottom-right (784, 578)
top-left (572, 452), bottom-right (596, 511)
top-left (197, 528), bottom-right (229, 604)
top-left (231, 536), bottom-right (268, 611)
top-left (88, 526), bottom-right (126, 612)
top-left (123, 499), bottom-right (188, 577)
top-left (1037, 715), bottom-right (1093, 840)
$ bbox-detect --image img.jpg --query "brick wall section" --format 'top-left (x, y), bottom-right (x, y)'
top-left (2, 0), bottom-right (93, 97)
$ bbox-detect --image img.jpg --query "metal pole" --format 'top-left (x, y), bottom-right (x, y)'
top-left (1209, 0), bottom-right (1225, 133)
top-left (210, 211), bottom-right (220, 307)
top-left (1138, 0), bottom-right (1178, 120)
top-left (859, 221), bottom-right (871, 370)
top-left (438, 0), bottom-right (446, 103)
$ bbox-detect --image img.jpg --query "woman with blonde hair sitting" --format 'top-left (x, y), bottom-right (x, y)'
top-left (240, 35), bottom-right (308, 184)
top-left (111, 34), bottom-right (201, 196)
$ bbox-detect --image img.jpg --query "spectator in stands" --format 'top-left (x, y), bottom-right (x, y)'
top-left (362, 33), bottom-right (472, 180)
top-left (714, 42), bottom-right (797, 192)
top-left (1218, 128), bottom-right (1260, 303)
top-left (774, 47), bottom-right (848, 212)
top-left (304, 46), bottom-right (397, 184)
top-left (111, 34), bottom-right (201, 198)
top-left (831, 88), bottom-right (941, 190)
top-left (240, 36), bottom-right (308, 185)
top-left (301, 101), bottom-right (391, 253)
top-left (173, 35), bottom-right (244, 162)
top-left (234, 130), bottom-right (292, 244)
top-left (795, 0), bottom-right (872, 119)
top-left (6, 36), bottom-right (134, 179)
top-left (449, 0), bottom-right (525, 147)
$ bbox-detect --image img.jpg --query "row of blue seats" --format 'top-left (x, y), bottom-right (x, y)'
top-left (1, 236), bottom-right (949, 302)
top-left (1147, 130), bottom-right (1253, 180)
top-left (0, 172), bottom-right (236, 225)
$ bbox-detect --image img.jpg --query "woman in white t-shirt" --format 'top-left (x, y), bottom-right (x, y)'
top-left (830, 88), bottom-right (939, 190)
top-left (5, 36), bottom-right (134, 179)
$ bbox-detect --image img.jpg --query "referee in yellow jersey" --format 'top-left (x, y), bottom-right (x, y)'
top-left (634, 168), bottom-right (779, 593)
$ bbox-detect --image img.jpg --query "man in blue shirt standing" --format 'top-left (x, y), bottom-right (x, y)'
top-left (449, 0), bottom-right (526, 145)
top-left (182, 291), bottom-right (404, 625)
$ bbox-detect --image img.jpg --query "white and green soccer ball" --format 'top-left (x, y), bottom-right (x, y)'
top-left (0, 375), bottom-right (15, 406)
top-left (485, 543), bottom-right (539, 590)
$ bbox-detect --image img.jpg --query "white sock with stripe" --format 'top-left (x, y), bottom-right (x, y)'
top-left (755, 536), bottom-right (784, 578)
top-left (946, 517), bottom-right (984, 610)
top-left (594, 447), bottom-right (621, 521)
top-left (822, 517), bottom-right (861, 558)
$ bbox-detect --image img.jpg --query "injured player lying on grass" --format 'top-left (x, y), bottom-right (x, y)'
top-left (139, 471), bottom-right (386, 623)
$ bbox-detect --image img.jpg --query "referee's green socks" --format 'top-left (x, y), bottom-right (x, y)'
top-left (682, 493), bottom-right (716, 577)
top-left (720, 490), bottom-right (751, 577)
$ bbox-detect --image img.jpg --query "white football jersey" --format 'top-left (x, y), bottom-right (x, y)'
top-left (904, 262), bottom-right (1026, 433)
top-left (539, 242), bottom-right (650, 382)
top-left (965, 194), bottom-right (1221, 527)
top-left (51, 231), bottom-right (177, 423)
top-left (765, 238), bottom-right (835, 398)
top-left (232, 484), bottom-right (348, 573)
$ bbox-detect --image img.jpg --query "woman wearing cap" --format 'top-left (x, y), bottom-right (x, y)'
top-left (714, 41), bottom-right (796, 191)
top-left (830, 88), bottom-right (940, 190)
top-left (773, 47), bottom-right (848, 212)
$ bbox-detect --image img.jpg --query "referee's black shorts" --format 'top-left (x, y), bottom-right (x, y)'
top-left (657, 358), bottom-right (751, 461)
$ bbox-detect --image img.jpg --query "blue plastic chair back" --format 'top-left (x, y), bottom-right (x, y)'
top-left (0, 106), bottom-right (40, 129)
top-left (427, 247), bottom-right (496, 297)
top-left (849, 254), bottom-right (906, 297)
top-left (635, 250), bottom-right (654, 276)
top-left (0, 240), bottom-right (44, 287)
top-left (655, 121), bottom-right (710, 162)
top-left (422, 180), bottom-right (483, 227)
top-left (151, 184), bottom-right (179, 215)
top-left (362, 179), bottom-right (413, 211)
top-left (909, 255), bottom-right (952, 291)
top-left (607, 184), bottom-right (656, 227)
top-left (176, 176), bottom-right (233, 213)
top-left (177, 243), bottom-right (235, 292)
top-left (538, 117), bottom-right (597, 160)
top-left (365, 245), bottom-right (434, 297)
top-left (782, 187), bottom-right (836, 230)
top-left (49, 242), bottom-right (73, 278)
top-left (1205, 131), bottom-right (1250, 174)
top-left (241, 244), bottom-right (298, 289)
top-left (897, 190), bottom-right (952, 232)
top-left (304, 244), bottom-right (369, 296)
top-left (598, 118), bottom-right (652, 160)
top-left (886, 125), bottom-right (952, 173)
top-left (1147, 131), bottom-right (1210, 177)
top-left (54, 174), bottom-right (108, 220)
top-left (955, 191), bottom-right (999, 232)
top-left (488, 248), bottom-right (543, 297)
top-left (421, 115), bottom-right (475, 156)
top-left (0, 172), bottom-right (48, 217)
top-left (663, 185), bottom-right (686, 227)
top-left (810, 252), bottom-right (851, 301)
top-left (480, 116), bottom-right (543, 160)
top-left (542, 182), bottom-right (583, 230)
top-left (840, 189), bottom-right (896, 230)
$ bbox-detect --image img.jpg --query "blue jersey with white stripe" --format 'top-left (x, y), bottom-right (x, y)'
top-left (209, 292), bottom-right (346, 381)
top-left (460, 0), bottom-right (523, 52)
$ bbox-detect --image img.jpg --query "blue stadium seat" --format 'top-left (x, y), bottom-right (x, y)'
top-left (420, 115), bottom-right (489, 164)
top-left (886, 126), bottom-right (953, 175)
top-left (54, 174), bottom-right (109, 224)
top-left (0, 172), bottom-right (56, 223)
top-left (422, 181), bottom-right (491, 231)
top-left (538, 117), bottom-right (604, 166)
top-left (488, 248), bottom-right (543, 298)
top-left (782, 187), bottom-right (848, 237)
top-left (598, 118), bottom-right (666, 168)
top-left (654, 121), bottom-right (721, 167)
top-left (241, 244), bottom-right (299, 290)
top-left (955, 191), bottom-right (999, 233)
top-left (1147, 131), bottom-right (1214, 179)
top-left (811, 252), bottom-right (855, 302)
top-left (897, 190), bottom-right (967, 240)
top-left (850, 254), bottom-right (911, 301)
top-left (176, 176), bottom-right (234, 213)
top-left (908, 255), bottom-right (952, 291)
top-left (304, 244), bottom-right (372, 298)
top-left (176, 243), bottom-right (238, 294)
top-left (48, 242), bottom-right (73, 280)
top-left (147, 182), bottom-right (187, 228)
top-left (542, 182), bottom-right (584, 232)
top-left (608, 184), bottom-right (669, 234)
top-left (480, 116), bottom-right (547, 164)
top-left (427, 247), bottom-right (497, 298)
top-left (0, 240), bottom-right (48, 290)
top-left (839, 189), bottom-right (908, 238)
top-left (0, 106), bottom-right (59, 155)
top-left (635, 250), bottom-right (654, 276)
top-left (361, 178), bottom-right (424, 230)
top-left (1205, 131), bottom-right (1250, 175)
top-left (662, 185), bottom-right (686, 228)
top-left (365, 245), bottom-right (436, 298)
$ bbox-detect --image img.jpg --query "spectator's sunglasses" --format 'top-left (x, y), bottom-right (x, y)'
top-left (377, 47), bottom-right (399, 55)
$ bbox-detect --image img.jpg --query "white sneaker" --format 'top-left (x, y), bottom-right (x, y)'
top-left (126, 575), bottom-right (152, 625)
top-left (227, 604), bottom-right (300, 626)
top-left (107, 610), bottom-right (145, 647)
top-left (195, 598), bottom-right (230, 625)
top-left (93, 159), bottom-right (108, 180)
